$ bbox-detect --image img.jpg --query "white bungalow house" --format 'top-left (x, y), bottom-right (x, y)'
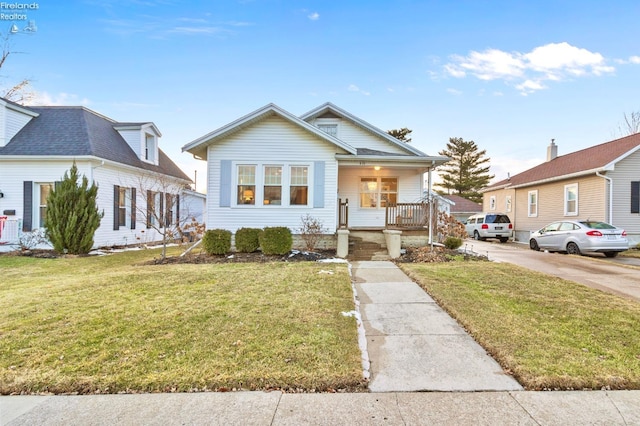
top-left (0, 98), bottom-right (195, 249)
top-left (181, 102), bottom-right (449, 257)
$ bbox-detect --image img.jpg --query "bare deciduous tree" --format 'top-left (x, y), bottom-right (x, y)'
top-left (128, 173), bottom-right (188, 261)
top-left (0, 31), bottom-right (34, 104)
top-left (617, 111), bottom-right (640, 136)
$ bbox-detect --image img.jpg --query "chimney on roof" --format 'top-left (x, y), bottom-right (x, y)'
top-left (547, 139), bottom-right (558, 161)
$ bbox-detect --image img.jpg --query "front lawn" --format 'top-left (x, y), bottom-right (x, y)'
top-left (0, 249), bottom-right (364, 394)
top-left (400, 261), bottom-right (640, 390)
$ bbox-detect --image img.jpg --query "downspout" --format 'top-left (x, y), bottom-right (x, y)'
top-left (596, 171), bottom-right (613, 223)
top-left (428, 161), bottom-right (435, 249)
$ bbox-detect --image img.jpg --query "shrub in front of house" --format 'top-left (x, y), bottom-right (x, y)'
top-left (259, 227), bottom-right (293, 255)
top-left (235, 227), bottom-right (262, 253)
top-left (202, 229), bottom-right (232, 255)
top-left (443, 236), bottom-right (463, 250)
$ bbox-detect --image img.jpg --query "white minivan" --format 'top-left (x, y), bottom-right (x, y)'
top-left (465, 213), bottom-right (513, 243)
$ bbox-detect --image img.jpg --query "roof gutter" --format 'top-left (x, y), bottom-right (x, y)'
top-left (507, 167), bottom-right (606, 189)
top-left (596, 171), bottom-right (613, 224)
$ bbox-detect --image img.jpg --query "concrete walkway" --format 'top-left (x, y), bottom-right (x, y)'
top-left (352, 261), bottom-right (522, 392)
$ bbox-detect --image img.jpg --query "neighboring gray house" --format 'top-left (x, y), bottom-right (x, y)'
top-left (441, 194), bottom-right (483, 223)
top-left (0, 98), bottom-right (194, 248)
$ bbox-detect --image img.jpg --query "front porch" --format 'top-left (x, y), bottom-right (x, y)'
top-left (338, 199), bottom-right (437, 231)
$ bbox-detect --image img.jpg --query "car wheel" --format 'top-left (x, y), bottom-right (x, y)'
top-left (473, 230), bottom-right (481, 241)
top-left (566, 242), bottom-right (581, 255)
top-left (529, 239), bottom-right (539, 251)
top-left (499, 237), bottom-right (508, 243)
top-left (604, 252), bottom-right (619, 258)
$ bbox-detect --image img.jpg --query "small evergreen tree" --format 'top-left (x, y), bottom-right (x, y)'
top-left (45, 162), bottom-right (103, 254)
top-left (387, 127), bottom-right (412, 143)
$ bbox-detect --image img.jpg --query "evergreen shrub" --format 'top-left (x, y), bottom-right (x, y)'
top-left (202, 229), bottom-right (232, 255)
top-left (259, 227), bottom-right (292, 255)
top-left (443, 236), bottom-right (463, 250)
top-left (235, 227), bottom-right (262, 253)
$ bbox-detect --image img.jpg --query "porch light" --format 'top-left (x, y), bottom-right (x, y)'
top-left (374, 166), bottom-right (381, 171)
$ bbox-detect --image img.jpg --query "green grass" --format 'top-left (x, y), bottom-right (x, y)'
top-left (620, 249), bottom-right (640, 258)
top-left (400, 261), bottom-right (640, 390)
top-left (0, 249), bottom-right (364, 394)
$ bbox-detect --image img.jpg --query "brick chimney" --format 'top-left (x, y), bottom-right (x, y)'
top-left (547, 139), bottom-right (558, 161)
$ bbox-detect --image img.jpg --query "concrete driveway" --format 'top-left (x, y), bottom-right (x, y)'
top-left (463, 239), bottom-right (640, 301)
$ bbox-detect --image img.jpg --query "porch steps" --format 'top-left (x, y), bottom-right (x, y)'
top-left (347, 235), bottom-right (390, 261)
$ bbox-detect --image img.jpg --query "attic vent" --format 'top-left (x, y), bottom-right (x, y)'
top-left (318, 124), bottom-right (337, 137)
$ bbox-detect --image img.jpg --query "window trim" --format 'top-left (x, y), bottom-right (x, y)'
top-left (505, 195), bottom-right (512, 213)
top-left (232, 162), bottom-right (312, 208)
top-left (564, 183), bottom-right (578, 216)
top-left (489, 196), bottom-right (496, 211)
top-left (528, 190), bottom-right (538, 217)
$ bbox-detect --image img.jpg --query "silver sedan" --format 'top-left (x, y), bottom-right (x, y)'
top-left (529, 220), bottom-right (629, 258)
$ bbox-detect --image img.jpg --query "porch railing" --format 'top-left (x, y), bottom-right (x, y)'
top-left (385, 202), bottom-right (433, 229)
top-left (338, 198), bottom-right (349, 229)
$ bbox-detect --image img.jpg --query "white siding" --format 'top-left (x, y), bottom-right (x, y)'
top-left (117, 129), bottom-right (142, 159)
top-left (0, 107), bottom-right (34, 147)
top-left (206, 116), bottom-right (341, 233)
top-left (608, 150), bottom-right (640, 244)
top-left (338, 167), bottom-right (423, 228)
top-left (308, 118), bottom-right (408, 154)
top-left (0, 159), bottom-right (184, 248)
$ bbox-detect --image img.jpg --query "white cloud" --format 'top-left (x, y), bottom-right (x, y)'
top-left (630, 56), bottom-right (640, 64)
top-left (444, 42), bottom-right (615, 95)
top-left (26, 92), bottom-right (91, 106)
top-left (347, 84), bottom-right (370, 96)
top-left (308, 12), bottom-right (320, 21)
top-left (446, 88), bottom-right (462, 96)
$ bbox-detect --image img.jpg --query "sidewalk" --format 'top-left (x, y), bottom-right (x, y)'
top-left (3, 261), bottom-right (640, 425)
top-left (3, 390), bottom-right (640, 425)
top-left (351, 260), bottom-right (522, 392)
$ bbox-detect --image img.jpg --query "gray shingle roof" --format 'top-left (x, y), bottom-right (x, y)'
top-left (0, 105), bottom-right (191, 182)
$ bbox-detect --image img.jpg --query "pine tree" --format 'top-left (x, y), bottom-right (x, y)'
top-left (387, 127), bottom-right (412, 143)
top-left (436, 137), bottom-right (494, 203)
top-left (45, 162), bottom-right (103, 254)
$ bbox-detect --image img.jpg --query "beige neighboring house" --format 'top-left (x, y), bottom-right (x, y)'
top-left (482, 135), bottom-right (640, 245)
top-left (441, 194), bottom-right (482, 223)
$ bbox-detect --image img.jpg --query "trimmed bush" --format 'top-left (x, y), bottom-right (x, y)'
top-left (235, 227), bottom-right (262, 253)
top-left (443, 236), bottom-right (463, 250)
top-left (259, 227), bottom-right (293, 255)
top-left (202, 229), bottom-right (232, 255)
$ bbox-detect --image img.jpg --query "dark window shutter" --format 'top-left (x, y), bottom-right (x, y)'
top-left (23, 181), bottom-right (33, 231)
top-left (176, 194), bottom-right (180, 224)
top-left (113, 185), bottom-right (120, 230)
top-left (130, 187), bottom-right (136, 230)
top-left (632, 181), bottom-right (640, 214)
top-left (159, 192), bottom-right (164, 228)
top-left (313, 161), bottom-right (325, 208)
top-left (165, 193), bottom-right (171, 227)
top-left (147, 190), bottom-right (153, 229)
top-left (220, 160), bottom-right (232, 207)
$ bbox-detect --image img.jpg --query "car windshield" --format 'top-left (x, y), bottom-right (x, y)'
top-left (579, 221), bottom-right (616, 230)
top-left (485, 214), bottom-right (510, 224)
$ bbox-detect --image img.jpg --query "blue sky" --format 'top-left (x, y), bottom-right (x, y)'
top-left (3, 0), bottom-right (640, 192)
